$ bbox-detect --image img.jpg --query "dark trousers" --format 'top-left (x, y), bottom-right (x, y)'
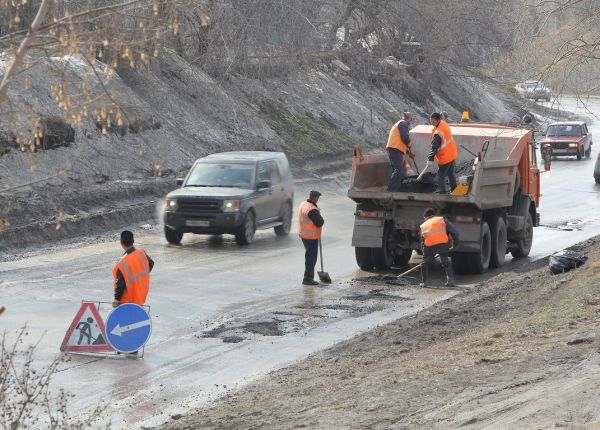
top-left (302, 238), bottom-right (319, 281)
top-left (437, 160), bottom-right (457, 193)
top-left (421, 244), bottom-right (454, 284)
top-left (387, 148), bottom-right (406, 192)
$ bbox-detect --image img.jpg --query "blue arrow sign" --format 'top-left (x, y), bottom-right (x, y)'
top-left (105, 304), bottom-right (152, 353)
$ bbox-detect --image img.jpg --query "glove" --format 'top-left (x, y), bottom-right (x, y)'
top-left (112, 300), bottom-right (120, 308)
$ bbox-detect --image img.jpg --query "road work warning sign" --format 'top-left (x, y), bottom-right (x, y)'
top-left (60, 302), bottom-right (113, 352)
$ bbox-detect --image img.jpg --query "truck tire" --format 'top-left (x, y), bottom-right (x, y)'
top-left (355, 247), bottom-right (374, 270)
top-left (393, 248), bottom-right (412, 268)
top-left (371, 223), bottom-right (394, 269)
top-left (274, 202), bottom-right (292, 236)
top-left (577, 146), bottom-right (584, 160)
top-left (235, 211), bottom-right (256, 245)
top-left (164, 226), bottom-right (183, 244)
top-left (467, 221), bottom-right (492, 274)
top-left (511, 212), bottom-right (533, 258)
top-left (489, 216), bottom-right (507, 268)
top-left (586, 146), bottom-right (592, 158)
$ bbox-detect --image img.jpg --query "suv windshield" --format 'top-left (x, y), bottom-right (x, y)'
top-left (546, 125), bottom-right (582, 137)
top-left (185, 163), bottom-right (255, 189)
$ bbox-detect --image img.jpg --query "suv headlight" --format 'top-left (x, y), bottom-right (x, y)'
top-left (223, 199), bottom-right (240, 212)
top-left (569, 143), bottom-right (579, 148)
top-left (165, 198), bottom-right (178, 210)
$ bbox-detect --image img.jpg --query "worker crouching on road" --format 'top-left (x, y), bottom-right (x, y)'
top-left (419, 208), bottom-right (459, 288)
top-left (386, 112), bottom-right (413, 192)
top-left (113, 230), bottom-right (154, 308)
top-left (421, 112), bottom-right (459, 194)
top-left (298, 191), bottom-right (325, 286)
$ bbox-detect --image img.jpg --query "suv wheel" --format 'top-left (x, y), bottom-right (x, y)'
top-left (165, 226), bottom-right (183, 244)
top-left (235, 211), bottom-right (256, 245)
top-left (577, 146), bottom-right (584, 160)
top-left (274, 202), bottom-right (292, 236)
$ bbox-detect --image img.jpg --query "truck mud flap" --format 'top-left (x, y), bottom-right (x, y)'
top-left (507, 215), bottom-right (525, 241)
top-left (352, 218), bottom-right (384, 248)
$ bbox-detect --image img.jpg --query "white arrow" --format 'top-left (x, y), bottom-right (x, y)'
top-left (110, 319), bottom-right (151, 336)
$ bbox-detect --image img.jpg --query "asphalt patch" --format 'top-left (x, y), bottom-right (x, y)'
top-left (343, 289), bottom-right (413, 302)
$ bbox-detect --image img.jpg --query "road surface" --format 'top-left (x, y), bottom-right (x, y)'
top-left (1, 96), bottom-right (599, 428)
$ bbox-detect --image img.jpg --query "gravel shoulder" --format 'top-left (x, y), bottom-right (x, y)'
top-left (160, 236), bottom-right (600, 430)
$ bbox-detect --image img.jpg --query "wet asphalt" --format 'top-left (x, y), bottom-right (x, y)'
top-left (1, 96), bottom-right (600, 428)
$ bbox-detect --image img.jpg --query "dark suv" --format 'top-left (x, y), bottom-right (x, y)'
top-left (163, 151), bottom-right (294, 245)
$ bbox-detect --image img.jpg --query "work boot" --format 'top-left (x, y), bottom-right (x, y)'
top-left (302, 279), bottom-right (319, 286)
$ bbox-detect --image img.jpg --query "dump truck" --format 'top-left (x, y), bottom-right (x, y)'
top-left (348, 123), bottom-right (544, 274)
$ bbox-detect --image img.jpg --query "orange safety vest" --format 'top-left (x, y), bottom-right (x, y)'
top-left (420, 216), bottom-right (449, 247)
top-left (386, 121), bottom-right (409, 153)
top-left (298, 201), bottom-right (322, 240)
top-left (432, 120), bottom-right (458, 165)
top-left (112, 248), bottom-right (151, 305)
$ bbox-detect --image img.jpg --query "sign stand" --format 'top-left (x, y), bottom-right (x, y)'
top-left (61, 301), bottom-right (150, 358)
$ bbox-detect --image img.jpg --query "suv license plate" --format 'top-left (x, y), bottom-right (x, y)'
top-left (186, 220), bottom-right (210, 227)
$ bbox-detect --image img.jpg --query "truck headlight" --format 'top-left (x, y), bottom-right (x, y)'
top-left (165, 198), bottom-right (178, 210)
top-left (543, 144), bottom-right (551, 148)
top-left (223, 199), bottom-right (240, 212)
top-left (569, 143), bottom-right (579, 148)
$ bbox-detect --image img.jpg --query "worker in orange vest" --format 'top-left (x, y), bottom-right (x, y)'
top-left (419, 208), bottom-right (459, 288)
top-left (298, 190), bottom-right (324, 285)
top-left (112, 230), bottom-right (154, 308)
top-left (419, 112), bottom-right (459, 194)
top-left (386, 112), bottom-right (413, 191)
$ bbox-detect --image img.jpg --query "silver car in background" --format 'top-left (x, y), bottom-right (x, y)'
top-left (515, 80), bottom-right (551, 102)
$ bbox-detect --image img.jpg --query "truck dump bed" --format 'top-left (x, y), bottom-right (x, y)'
top-left (349, 123), bottom-right (533, 210)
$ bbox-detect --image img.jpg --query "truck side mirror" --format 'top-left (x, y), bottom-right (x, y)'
top-left (176, 178), bottom-right (184, 186)
top-left (257, 180), bottom-right (272, 189)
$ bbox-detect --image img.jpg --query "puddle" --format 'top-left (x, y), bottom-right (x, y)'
top-left (542, 219), bottom-right (584, 231)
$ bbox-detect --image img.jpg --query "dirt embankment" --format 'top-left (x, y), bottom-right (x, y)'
top-left (160, 237), bottom-right (600, 430)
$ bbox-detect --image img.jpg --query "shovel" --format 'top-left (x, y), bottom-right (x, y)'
top-left (318, 239), bottom-right (332, 283)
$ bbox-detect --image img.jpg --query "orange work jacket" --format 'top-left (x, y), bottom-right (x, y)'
top-left (298, 201), bottom-right (322, 240)
top-left (432, 120), bottom-right (458, 165)
top-left (113, 248), bottom-right (151, 305)
top-left (386, 121), bottom-right (409, 153)
top-left (420, 216), bottom-right (449, 247)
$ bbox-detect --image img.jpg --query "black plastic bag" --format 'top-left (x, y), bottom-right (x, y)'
top-left (549, 250), bottom-right (587, 274)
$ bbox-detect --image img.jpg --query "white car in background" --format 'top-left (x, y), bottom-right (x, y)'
top-left (515, 80), bottom-right (551, 102)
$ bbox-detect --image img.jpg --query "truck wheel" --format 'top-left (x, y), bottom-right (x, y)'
top-left (371, 224), bottom-right (394, 269)
top-left (274, 202), bottom-right (292, 236)
top-left (577, 147), bottom-right (584, 160)
top-left (393, 248), bottom-right (412, 268)
top-left (468, 221), bottom-right (492, 274)
top-left (355, 247), bottom-right (374, 270)
top-left (511, 212), bottom-right (533, 258)
top-left (586, 146), bottom-right (592, 158)
top-left (164, 226), bottom-right (183, 244)
top-left (489, 216), bottom-right (507, 268)
top-left (235, 211), bottom-right (256, 245)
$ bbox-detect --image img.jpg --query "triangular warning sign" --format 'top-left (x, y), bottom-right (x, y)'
top-left (60, 302), bottom-right (113, 352)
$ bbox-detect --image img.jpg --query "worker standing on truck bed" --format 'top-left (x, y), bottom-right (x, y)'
top-left (419, 208), bottom-right (459, 288)
top-left (298, 191), bottom-right (325, 286)
top-left (386, 112), bottom-right (413, 191)
top-left (421, 112), bottom-right (459, 194)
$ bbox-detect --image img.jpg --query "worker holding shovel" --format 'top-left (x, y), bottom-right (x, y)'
top-left (419, 208), bottom-right (459, 288)
top-left (298, 190), bottom-right (328, 286)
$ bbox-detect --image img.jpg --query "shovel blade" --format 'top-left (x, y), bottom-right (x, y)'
top-left (318, 271), bottom-right (332, 283)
